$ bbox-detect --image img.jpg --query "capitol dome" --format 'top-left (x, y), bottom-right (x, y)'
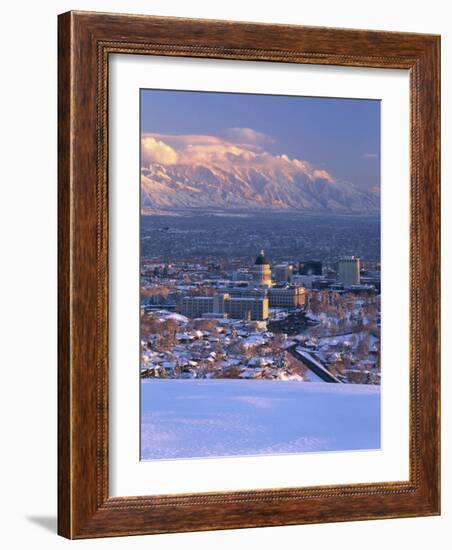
top-left (255, 250), bottom-right (270, 266)
top-left (252, 250), bottom-right (272, 287)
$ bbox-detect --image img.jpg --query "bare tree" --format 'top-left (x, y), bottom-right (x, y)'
top-left (284, 353), bottom-right (308, 378)
top-left (141, 285), bottom-right (172, 300)
top-left (193, 319), bottom-right (218, 332)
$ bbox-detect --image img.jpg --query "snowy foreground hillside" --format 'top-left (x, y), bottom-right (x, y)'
top-left (141, 379), bottom-right (380, 460)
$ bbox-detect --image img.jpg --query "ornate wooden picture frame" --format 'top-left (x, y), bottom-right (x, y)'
top-left (58, 11), bottom-right (440, 539)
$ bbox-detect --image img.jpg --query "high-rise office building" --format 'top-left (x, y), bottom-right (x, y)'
top-left (338, 256), bottom-right (361, 286)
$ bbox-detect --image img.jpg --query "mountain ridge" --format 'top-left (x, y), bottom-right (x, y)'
top-left (141, 162), bottom-right (380, 213)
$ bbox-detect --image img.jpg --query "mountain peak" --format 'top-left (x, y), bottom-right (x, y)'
top-left (140, 133), bottom-right (379, 213)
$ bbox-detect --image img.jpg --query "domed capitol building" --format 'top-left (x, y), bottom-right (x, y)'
top-left (180, 248), bottom-right (305, 321)
top-left (252, 250), bottom-right (272, 287)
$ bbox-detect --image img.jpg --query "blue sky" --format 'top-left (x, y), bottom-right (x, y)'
top-left (141, 89), bottom-right (380, 190)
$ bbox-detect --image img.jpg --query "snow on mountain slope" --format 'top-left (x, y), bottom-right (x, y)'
top-left (141, 379), bottom-right (381, 460)
top-left (141, 163), bottom-right (379, 212)
top-left (140, 132), bottom-right (380, 213)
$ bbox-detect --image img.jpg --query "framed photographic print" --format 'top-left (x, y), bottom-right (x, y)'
top-left (58, 11), bottom-right (440, 538)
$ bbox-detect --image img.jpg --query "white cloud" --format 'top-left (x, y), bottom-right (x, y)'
top-left (362, 153), bottom-right (378, 159)
top-left (312, 169), bottom-right (335, 183)
top-left (223, 127), bottom-right (274, 146)
top-left (141, 131), bottom-right (335, 183)
top-left (141, 136), bottom-right (178, 165)
top-left (148, 133), bottom-right (225, 149)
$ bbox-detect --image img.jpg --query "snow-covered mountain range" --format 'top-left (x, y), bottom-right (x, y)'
top-left (141, 163), bottom-right (379, 212)
top-left (140, 132), bottom-right (380, 213)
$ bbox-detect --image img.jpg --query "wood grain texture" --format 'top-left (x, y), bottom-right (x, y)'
top-left (57, 10), bottom-right (72, 538)
top-left (57, 10), bottom-right (440, 539)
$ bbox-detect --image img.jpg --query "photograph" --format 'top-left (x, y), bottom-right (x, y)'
top-left (0, 0), bottom-right (444, 544)
top-left (139, 89), bottom-right (382, 460)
